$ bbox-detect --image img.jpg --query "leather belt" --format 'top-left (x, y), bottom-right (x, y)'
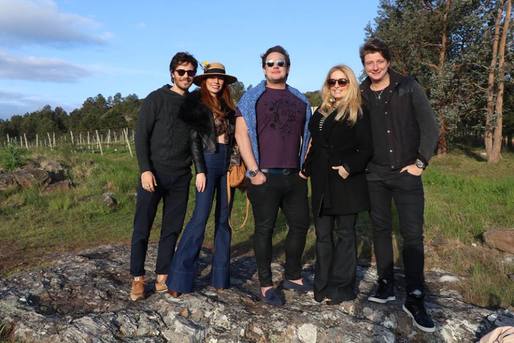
top-left (260, 168), bottom-right (299, 175)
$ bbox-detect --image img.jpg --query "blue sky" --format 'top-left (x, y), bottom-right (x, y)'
top-left (0, 0), bottom-right (379, 119)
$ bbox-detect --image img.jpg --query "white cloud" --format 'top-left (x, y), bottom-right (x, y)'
top-left (0, 0), bottom-right (110, 47)
top-left (0, 90), bottom-right (43, 118)
top-left (0, 50), bottom-right (92, 82)
top-left (0, 90), bottom-right (78, 119)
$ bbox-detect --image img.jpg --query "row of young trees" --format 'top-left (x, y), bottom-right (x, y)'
top-left (368, 0), bottom-right (513, 163)
top-left (0, 93), bottom-right (142, 143)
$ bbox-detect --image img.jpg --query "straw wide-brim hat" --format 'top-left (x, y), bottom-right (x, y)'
top-left (193, 62), bottom-right (238, 86)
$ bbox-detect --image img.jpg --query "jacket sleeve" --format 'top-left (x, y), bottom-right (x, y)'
top-left (190, 128), bottom-right (206, 174)
top-left (332, 109), bottom-right (373, 175)
top-left (135, 95), bottom-right (156, 173)
top-left (411, 80), bottom-right (439, 163)
top-left (301, 118), bottom-right (316, 176)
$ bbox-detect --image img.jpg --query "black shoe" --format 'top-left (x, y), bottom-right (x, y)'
top-left (260, 288), bottom-right (285, 306)
top-left (314, 291), bottom-right (326, 303)
top-left (368, 279), bottom-right (396, 304)
top-left (282, 278), bottom-right (313, 293)
top-left (403, 290), bottom-right (436, 333)
top-left (327, 292), bottom-right (356, 305)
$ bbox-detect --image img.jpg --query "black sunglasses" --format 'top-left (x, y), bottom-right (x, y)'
top-left (175, 69), bottom-right (196, 77)
top-left (327, 78), bottom-right (349, 87)
top-left (265, 59), bottom-right (286, 68)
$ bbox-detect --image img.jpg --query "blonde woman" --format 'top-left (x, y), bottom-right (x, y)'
top-left (302, 65), bottom-right (372, 304)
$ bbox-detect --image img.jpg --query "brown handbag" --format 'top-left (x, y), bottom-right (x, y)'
top-left (228, 163), bottom-right (246, 188)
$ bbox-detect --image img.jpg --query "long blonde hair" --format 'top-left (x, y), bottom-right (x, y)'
top-left (319, 64), bottom-right (362, 125)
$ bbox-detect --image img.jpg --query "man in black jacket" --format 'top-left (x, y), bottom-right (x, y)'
top-left (359, 38), bottom-right (439, 332)
top-left (130, 52), bottom-right (198, 301)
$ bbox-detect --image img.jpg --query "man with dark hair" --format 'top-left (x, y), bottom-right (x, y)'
top-left (235, 45), bottom-right (312, 306)
top-left (359, 38), bottom-right (438, 332)
top-left (130, 52), bottom-right (198, 301)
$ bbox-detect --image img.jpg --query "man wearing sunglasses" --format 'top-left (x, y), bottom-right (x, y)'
top-left (130, 52), bottom-right (199, 301)
top-left (235, 45), bottom-right (312, 306)
top-left (359, 38), bottom-right (438, 332)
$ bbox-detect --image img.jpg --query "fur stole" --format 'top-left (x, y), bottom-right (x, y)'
top-left (178, 90), bottom-right (212, 134)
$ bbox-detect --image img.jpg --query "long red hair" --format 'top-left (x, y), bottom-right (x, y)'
top-left (199, 78), bottom-right (235, 119)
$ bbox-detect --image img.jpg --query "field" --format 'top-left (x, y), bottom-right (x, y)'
top-left (0, 147), bottom-right (513, 309)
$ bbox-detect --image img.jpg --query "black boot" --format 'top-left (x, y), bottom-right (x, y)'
top-left (402, 290), bottom-right (436, 333)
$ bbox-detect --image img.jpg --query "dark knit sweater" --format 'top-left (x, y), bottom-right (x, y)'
top-left (135, 84), bottom-right (193, 173)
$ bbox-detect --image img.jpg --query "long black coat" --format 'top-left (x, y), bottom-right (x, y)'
top-left (303, 109), bottom-right (373, 216)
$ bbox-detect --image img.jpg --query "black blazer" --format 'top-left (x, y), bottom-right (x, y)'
top-left (178, 90), bottom-right (235, 174)
top-left (303, 108), bottom-right (373, 216)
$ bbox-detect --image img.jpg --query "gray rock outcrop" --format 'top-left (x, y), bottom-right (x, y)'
top-left (0, 244), bottom-right (512, 342)
top-left (0, 158), bottom-right (72, 193)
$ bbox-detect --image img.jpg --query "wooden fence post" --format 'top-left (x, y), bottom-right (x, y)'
top-left (95, 130), bottom-right (103, 155)
top-left (47, 132), bottom-right (52, 150)
top-left (124, 128), bottom-right (133, 157)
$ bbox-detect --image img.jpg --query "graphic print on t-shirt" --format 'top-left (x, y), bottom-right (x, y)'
top-left (256, 89), bottom-right (306, 168)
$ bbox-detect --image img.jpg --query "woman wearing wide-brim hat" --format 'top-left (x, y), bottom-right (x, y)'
top-left (166, 62), bottom-right (238, 296)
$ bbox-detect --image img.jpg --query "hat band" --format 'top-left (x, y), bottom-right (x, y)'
top-left (204, 68), bottom-right (226, 74)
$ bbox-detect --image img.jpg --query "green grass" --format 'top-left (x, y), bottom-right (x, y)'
top-left (424, 152), bottom-right (514, 242)
top-left (0, 147), bottom-right (513, 308)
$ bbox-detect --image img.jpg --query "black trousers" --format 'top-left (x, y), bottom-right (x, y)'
top-left (130, 169), bottom-right (192, 276)
top-left (314, 213), bottom-right (357, 300)
top-left (247, 173), bottom-right (310, 287)
top-left (368, 172), bottom-right (425, 292)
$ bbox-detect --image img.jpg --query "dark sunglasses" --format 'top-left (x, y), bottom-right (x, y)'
top-left (327, 78), bottom-right (349, 87)
top-left (174, 69), bottom-right (196, 77)
top-left (265, 59), bottom-right (286, 68)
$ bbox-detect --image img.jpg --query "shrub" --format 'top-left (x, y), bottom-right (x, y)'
top-left (0, 146), bottom-right (27, 171)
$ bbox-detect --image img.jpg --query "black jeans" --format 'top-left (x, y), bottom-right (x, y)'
top-left (368, 172), bottom-right (425, 292)
top-left (314, 214), bottom-right (357, 300)
top-left (130, 169), bottom-right (192, 276)
top-left (247, 173), bottom-right (310, 287)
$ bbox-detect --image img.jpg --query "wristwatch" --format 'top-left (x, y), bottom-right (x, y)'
top-left (415, 158), bottom-right (426, 170)
top-left (248, 169), bottom-right (260, 177)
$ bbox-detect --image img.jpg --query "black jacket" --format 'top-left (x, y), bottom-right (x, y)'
top-left (135, 85), bottom-right (193, 173)
top-left (178, 90), bottom-right (235, 174)
top-left (303, 109), bottom-right (373, 216)
top-left (360, 70), bottom-right (439, 178)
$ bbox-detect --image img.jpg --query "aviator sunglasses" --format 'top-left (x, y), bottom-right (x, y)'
top-left (174, 69), bottom-right (196, 77)
top-left (327, 78), bottom-right (349, 87)
top-left (265, 59), bottom-right (287, 68)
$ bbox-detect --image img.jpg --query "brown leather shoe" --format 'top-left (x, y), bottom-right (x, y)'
top-left (155, 274), bottom-right (168, 293)
top-left (130, 277), bottom-right (145, 301)
top-left (167, 290), bottom-right (181, 298)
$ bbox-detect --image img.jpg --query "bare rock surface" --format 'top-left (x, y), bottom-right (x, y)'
top-left (483, 229), bottom-right (514, 254)
top-left (0, 244), bottom-right (512, 343)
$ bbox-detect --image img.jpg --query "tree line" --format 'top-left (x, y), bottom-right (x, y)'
top-left (0, 93), bottom-right (142, 144)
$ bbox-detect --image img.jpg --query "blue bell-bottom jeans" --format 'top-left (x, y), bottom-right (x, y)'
top-left (167, 144), bottom-right (231, 293)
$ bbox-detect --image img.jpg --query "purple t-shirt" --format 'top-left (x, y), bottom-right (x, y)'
top-left (236, 87), bottom-right (306, 168)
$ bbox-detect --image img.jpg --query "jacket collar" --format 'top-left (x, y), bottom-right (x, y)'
top-left (360, 69), bottom-right (404, 95)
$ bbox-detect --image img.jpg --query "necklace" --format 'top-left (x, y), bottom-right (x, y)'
top-left (373, 89), bottom-right (385, 100)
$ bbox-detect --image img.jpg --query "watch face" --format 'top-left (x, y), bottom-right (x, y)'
top-left (415, 160), bottom-right (425, 169)
top-left (249, 170), bottom-right (258, 177)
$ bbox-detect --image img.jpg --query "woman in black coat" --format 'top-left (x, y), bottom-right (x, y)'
top-left (302, 64), bottom-right (373, 304)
